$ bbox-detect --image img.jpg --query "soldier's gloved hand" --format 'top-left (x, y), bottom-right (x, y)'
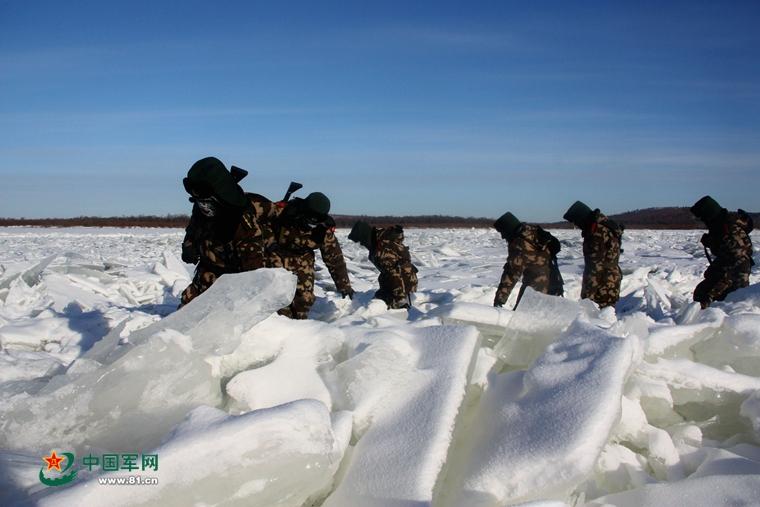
top-left (182, 246), bottom-right (199, 265)
top-left (700, 233), bottom-right (710, 247)
top-left (341, 289), bottom-right (355, 300)
top-left (311, 225), bottom-right (327, 244)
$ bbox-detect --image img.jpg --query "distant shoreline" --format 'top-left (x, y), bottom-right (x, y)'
top-left (0, 207), bottom-right (757, 230)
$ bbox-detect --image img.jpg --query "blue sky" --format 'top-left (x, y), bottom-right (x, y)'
top-left (1, 0), bottom-right (758, 220)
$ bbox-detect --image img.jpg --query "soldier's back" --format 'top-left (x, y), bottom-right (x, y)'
top-left (373, 226), bottom-right (406, 262)
top-left (584, 214), bottom-right (623, 265)
top-left (516, 224), bottom-right (553, 265)
top-left (712, 211), bottom-right (753, 265)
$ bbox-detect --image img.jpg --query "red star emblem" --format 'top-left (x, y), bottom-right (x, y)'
top-left (43, 451), bottom-right (65, 472)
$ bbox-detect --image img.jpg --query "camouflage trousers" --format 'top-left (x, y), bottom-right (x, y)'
top-left (179, 267), bottom-right (219, 308)
top-left (581, 264), bottom-right (622, 308)
top-left (268, 252), bottom-right (315, 320)
top-left (375, 265), bottom-right (418, 309)
top-left (693, 260), bottom-right (751, 309)
top-left (513, 266), bottom-right (552, 308)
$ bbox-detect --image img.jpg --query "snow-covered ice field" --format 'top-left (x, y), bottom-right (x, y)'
top-left (1, 226), bottom-right (759, 506)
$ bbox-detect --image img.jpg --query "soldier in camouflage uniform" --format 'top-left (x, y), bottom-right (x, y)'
top-left (493, 212), bottom-right (563, 308)
top-left (691, 195), bottom-right (754, 309)
top-left (267, 192), bottom-right (353, 319)
top-left (348, 221), bottom-right (419, 309)
top-left (563, 201), bottom-right (624, 308)
top-left (179, 157), bottom-right (281, 307)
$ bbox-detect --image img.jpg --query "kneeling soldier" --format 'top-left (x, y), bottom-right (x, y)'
top-left (348, 221), bottom-right (418, 309)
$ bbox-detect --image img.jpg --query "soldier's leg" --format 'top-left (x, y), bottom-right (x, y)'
top-left (374, 272), bottom-right (390, 303)
top-left (179, 284), bottom-right (200, 308)
top-left (732, 261), bottom-right (751, 291)
top-left (594, 288), bottom-right (616, 308)
top-left (548, 259), bottom-right (564, 297)
top-left (594, 266), bottom-right (622, 308)
top-left (402, 264), bottom-right (418, 294)
top-left (715, 262), bottom-right (752, 302)
top-left (275, 255), bottom-right (299, 318)
top-left (581, 267), bottom-right (606, 306)
top-left (513, 267), bottom-right (551, 309)
top-left (179, 269), bottom-right (217, 308)
top-left (387, 299), bottom-right (409, 309)
top-left (289, 261), bottom-right (316, 319)
top-left (277, 306), bottom-right (295, 318)
top-left (387, 293), bottom-right (409, 309)
top-left (527, 267), bottom-right (551, 294)
top-left (694, 266), bottom-right (730, 308)
top-left (277, 257), bottom-right (315, 320)
top-left (693, 279), bottom-right (712, 309)
top-left (374, 272), bottom-right (394, 307)
top-left (580, 267), bottom-right (593, 300)
top-left (611, 265), bottom-right (623, 305)
top-left (513, 283), bottom-right (528, 309)
top-left (388, 271), bottom-right (409, 309)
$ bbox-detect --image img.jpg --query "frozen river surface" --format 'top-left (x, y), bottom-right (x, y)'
top-left (1, 226), bottom-right (759, 506)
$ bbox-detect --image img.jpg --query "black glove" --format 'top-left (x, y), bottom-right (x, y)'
top-left (700, 233), bottom-right (711, 248)
top-left (548, 236), bottom-right (561, 256)
top-left (342, 289), bottom-right (355, 300)
top-left (311, 225), bottom-right (328, 244)
top-left (182, 246), bottom-right (199, 265)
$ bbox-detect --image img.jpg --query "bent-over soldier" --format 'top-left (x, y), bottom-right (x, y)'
top-left (268, 192), bottom-right (353, 319)
top-left (563, 201), bottom-right (624, 308)
top-left (179, 157), bottom-right (280, 307)
top-left (691, 195), bottom-right (754, 308)
top-left (493, 212), bottom-right (563, 308)
top-left (348, 221), bottom-right (418, 309)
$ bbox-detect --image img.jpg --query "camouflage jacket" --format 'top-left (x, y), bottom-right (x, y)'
top-left (702, 210), bottom-right (754, 268)
top-left (181, 193), bottom-right (281, 273)
top-left (271, 214), bottom-right (352, 293)
top-left (495, 224), bottom-right (559, 306)
top-left (582, 213), bottom-right (623, 269)
top-left (369, 226), bottom-right (418, 293)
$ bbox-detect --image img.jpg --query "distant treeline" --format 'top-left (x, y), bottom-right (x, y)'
top-left (331, 215), bottom-right (494, 228)
top-left (0, 215), bottom-right (190, 228)
top-left (543, 207), bottom-right (759, 230)
top-left (0, 207), bottom-right (757, 230)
